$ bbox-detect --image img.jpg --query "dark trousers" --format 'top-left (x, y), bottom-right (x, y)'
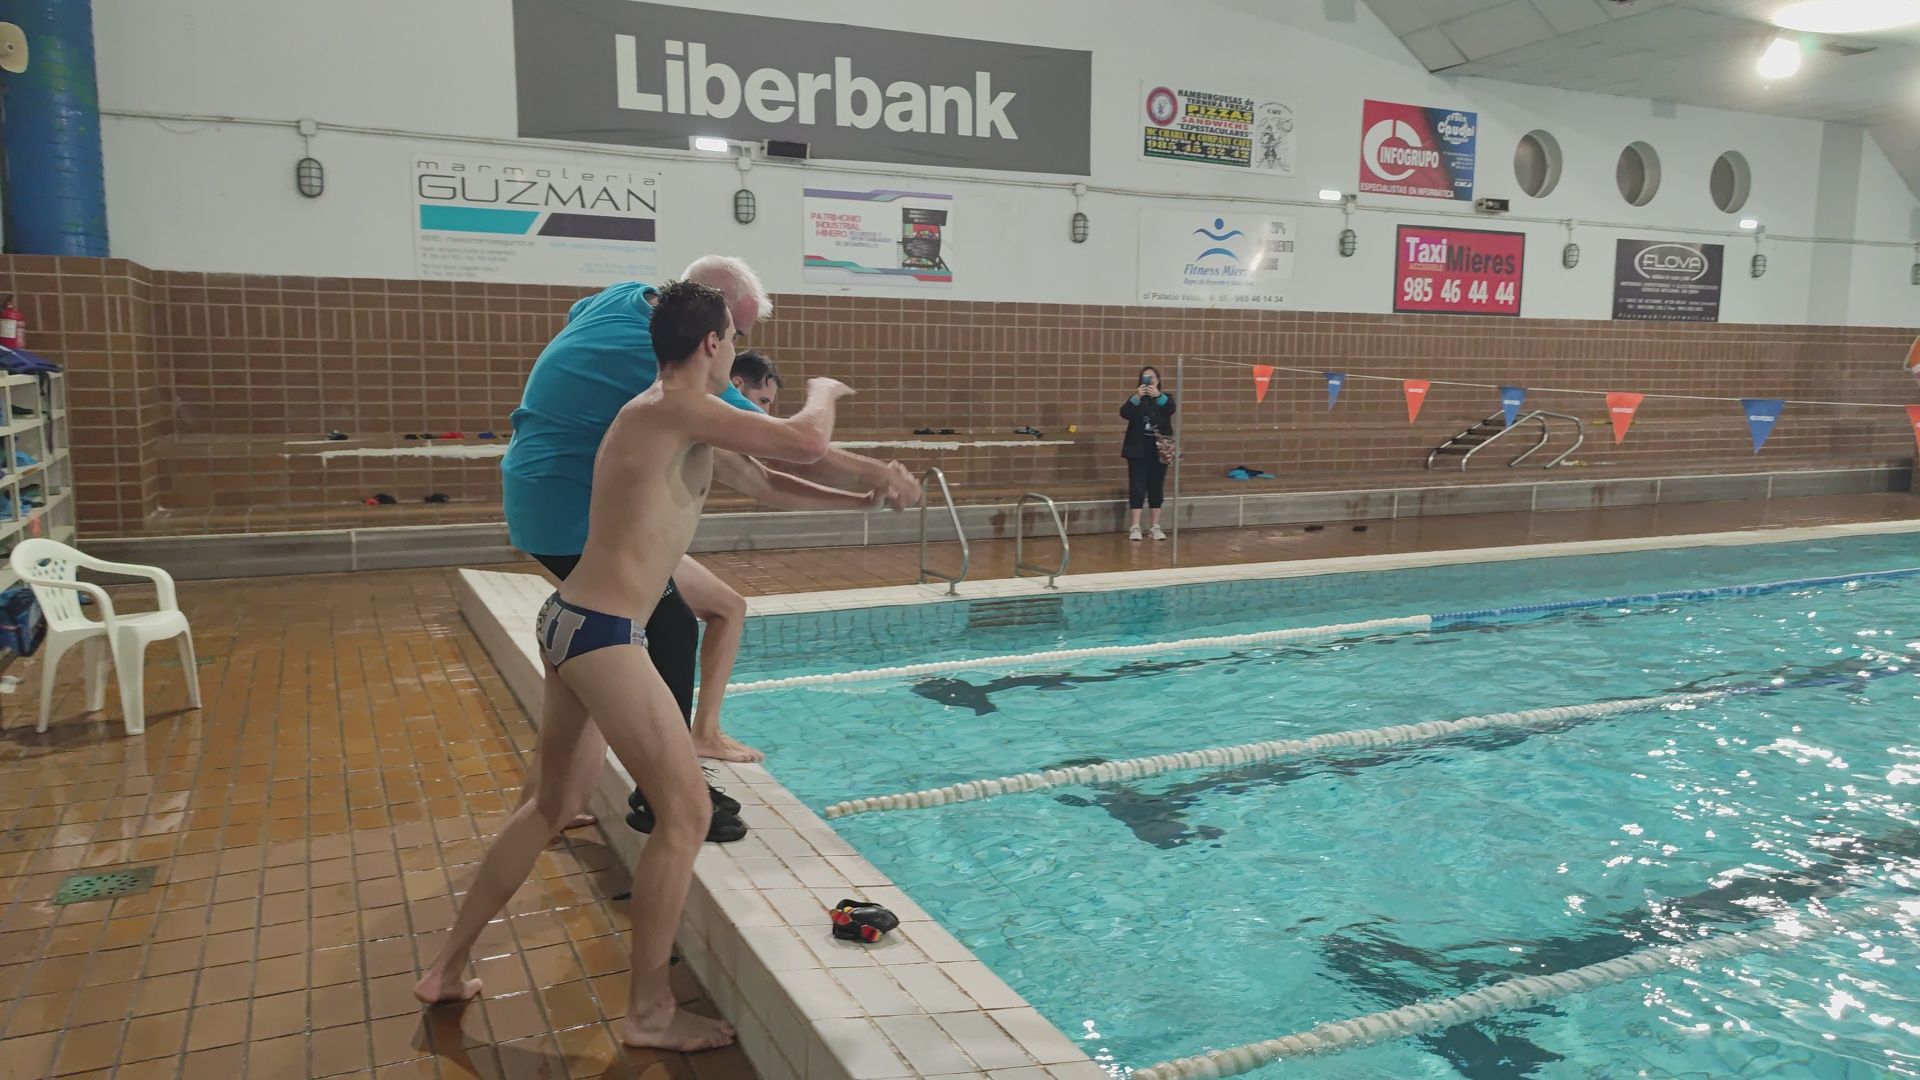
top-left (1127, 455), bottom-right (1168, 510)
top-left (530, 553), bottom-right (696, 728)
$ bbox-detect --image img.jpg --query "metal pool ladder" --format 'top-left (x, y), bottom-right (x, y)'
top-left (1013, 492), bottom-right (1070, 588)
top-left (1427, 409), bottom-right (1585, 472)
top-left (917, 467), bottom-right (970, 595)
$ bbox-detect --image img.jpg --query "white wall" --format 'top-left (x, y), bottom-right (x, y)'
top-left (90, 0), bottom-right (1920, 326)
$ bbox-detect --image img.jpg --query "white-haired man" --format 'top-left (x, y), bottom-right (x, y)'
top-left (501, 256), bottom-right (920, 841)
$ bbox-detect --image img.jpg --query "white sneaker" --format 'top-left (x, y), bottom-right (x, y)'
top-left (1128, 526), bottom-right (1143, 542)
top-left (1150, 525), bottom-right (1167, 541)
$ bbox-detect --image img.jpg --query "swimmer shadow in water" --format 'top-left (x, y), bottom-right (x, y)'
top-left (1050, 651), bottom-right (1906, 851)
top-left (1312, 825), bottom-right (1920, 1079)
top-left (909, 629), bottom-right (1421, 716)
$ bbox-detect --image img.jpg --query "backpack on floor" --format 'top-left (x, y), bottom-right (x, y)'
top-left (0, 585), bottom-right (45, 657)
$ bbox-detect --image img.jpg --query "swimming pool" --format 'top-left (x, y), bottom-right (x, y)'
top-left (729, 531), bottom-right (1920, 1078)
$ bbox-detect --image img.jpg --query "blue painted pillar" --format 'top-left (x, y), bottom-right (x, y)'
top-left (1, 0), bottom-right (109, 255)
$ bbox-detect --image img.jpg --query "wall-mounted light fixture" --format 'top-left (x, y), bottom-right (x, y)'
top-left (1561, 220), bottom-right (1579, 269)
top-left (1069, 183), bottom-right (1089, 243)
top-left (732, 147), bottom-right (756, 225)
top-left (295, 118), bottom-right (323, 198)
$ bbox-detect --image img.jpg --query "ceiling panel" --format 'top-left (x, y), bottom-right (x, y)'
top-left (1359, 0), bottom-right (1920, 196)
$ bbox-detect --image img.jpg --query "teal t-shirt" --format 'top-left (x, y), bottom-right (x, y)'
top-left (502, 281), bottom-right (761, 556)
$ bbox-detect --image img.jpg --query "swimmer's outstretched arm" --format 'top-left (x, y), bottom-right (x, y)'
top-left (678, 377), bottom-right (850, 465)
top-left (711, 449), bottom-right (879, 512)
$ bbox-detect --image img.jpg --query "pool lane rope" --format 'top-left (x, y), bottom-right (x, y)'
top-left (739, 565), bottom-right (1920, 697)
top-left (820, 691), bottom-right (1723, 820)
top-left (731, 616), bottom-right (1430, 695)
top-left (1130, 899), bottom-right (1905, 1080)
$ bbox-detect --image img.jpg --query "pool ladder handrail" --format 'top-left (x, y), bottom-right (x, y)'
top-left (1431, 409), bottom-right (1584, 472)
top-left (1013, 492), bottom-right (1070, 588)
top-left (917, 467), bottom-right (969, 595)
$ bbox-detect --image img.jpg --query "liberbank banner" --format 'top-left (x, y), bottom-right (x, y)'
top-left (513, 0), bottom-right (1093, 175)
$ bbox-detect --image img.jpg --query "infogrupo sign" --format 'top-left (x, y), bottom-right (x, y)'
top-left (513, 0), bottom-right (1093, 175)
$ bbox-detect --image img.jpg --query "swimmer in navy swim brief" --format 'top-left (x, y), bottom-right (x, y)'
top-left (535, 592), bottom-right (647, 667)
top-left (534, 582), bottom-right (682, 667)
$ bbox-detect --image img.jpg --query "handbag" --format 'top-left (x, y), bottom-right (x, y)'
top-left (1155, 433), bottom-right (1181, 465)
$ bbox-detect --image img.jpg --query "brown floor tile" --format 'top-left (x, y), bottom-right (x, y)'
top-left (310, 981), bottom-right (369, 1030)
top-left (368, 1013), bottom-right (430, 1066)
top-left (82, 943), bottom-right (146, 985)
top-left (553, 1022), bottom-right (622, 1079)
top-left (192, 960), bottom-right (254, 1006)
top-left (484, 992), bottom-right (549, 1044)
top-left (113, 1058), bottom-right (180, 1080)
top-left (49, 1020), bottom-right (125, 1076)
top-left (537, 982), bottom-right (601, 1032)
top-left (132, 971), bottom-right (198, 1016)
top-left (121, 1009), bottom-right (189, 1064)
top-left (309, 1022), bottom-right (374, 1077)
top-left (246, 1032), bottom-right (309, 1077)
top-left (250, 990), bottom-right (308, 1040)
top-left (363, 973), bottom-right (421, 1022)
top-left (253, 951), bottom-right (308, 996)
top-left (3, 990), bottom-right (73, 1037)
top-left (181, 1042), bottom-right (246, 1078)
top-left (375, 1058), bottom-right (441, 1079)
top-left (65, 980), bottom-right (137, 1027)
top-left (184, 999), bottom-right (249, 1052)
top-left (27, 955), bottom-right (89, 995)
top-left (0, 1031), bottom-right (60, 1080)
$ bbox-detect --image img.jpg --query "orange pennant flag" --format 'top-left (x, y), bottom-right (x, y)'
top-left (1906, 405), bottom-right (1920, 457)
top-left (1252, 365), bottom-right (1274, 403)
top-left (1606, 392), bottom-right (1644, 444)
top-left (1404, 379), bottom-right (1430, 423)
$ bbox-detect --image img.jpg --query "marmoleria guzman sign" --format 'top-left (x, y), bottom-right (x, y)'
top-left (514, 0), bottom-right (1092, 175)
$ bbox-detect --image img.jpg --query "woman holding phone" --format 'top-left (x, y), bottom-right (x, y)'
top-left (1119, 366), bottom-right (1176, 541)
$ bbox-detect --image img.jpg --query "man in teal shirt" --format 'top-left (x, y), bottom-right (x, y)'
top-left (503, 256), bottom-right (918, 840)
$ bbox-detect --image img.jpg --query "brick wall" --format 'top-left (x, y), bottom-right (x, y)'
top-left (4, 254), bottom-right (1914, 537)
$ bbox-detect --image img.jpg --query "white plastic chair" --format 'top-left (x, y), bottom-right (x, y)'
top-left (9, 538), bottom-right (202, 735)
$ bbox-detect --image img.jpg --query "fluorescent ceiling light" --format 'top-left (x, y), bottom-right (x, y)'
top-left (1756, 36), bottom-right (1804, 78)
top-left (1773, 0), bottom-right (1920, 34)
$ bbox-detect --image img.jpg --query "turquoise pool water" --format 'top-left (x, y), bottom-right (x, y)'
top-left (731, 532), bottom-right (1920, 1078)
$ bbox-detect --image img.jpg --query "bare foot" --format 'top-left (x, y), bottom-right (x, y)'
top-left (566, 813), bottom-right (597, 829)
top-left (694, 734), bottom-right (764, 763)
top-left (413, 965), bottom-right (483, 1006)
top-left (617, 1006), bottom-right (736, 1052)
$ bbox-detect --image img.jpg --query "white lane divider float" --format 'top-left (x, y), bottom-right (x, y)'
top-left (821, 691), bottom-right (1723, 820)
top-left (1131, 898), bottom-right (1906, 1080)
top-left (731, 616), bottom-right (1430, 695)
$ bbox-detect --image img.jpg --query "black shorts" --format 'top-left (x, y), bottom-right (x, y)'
top-left (530, 553), bottom-right (697, 727)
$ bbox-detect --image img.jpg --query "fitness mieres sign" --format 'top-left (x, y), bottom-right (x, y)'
top-left (513, 0), bottom-right (1092, 175)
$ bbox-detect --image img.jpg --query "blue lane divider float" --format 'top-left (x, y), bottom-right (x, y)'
top-left (1433, 565), bottom-right (1920, 627)
top-left (746, 565), bottom-right (1920, 695)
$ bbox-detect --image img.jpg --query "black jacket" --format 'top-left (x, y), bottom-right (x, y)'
top-left (1119, 393), bottom-right (1176, 459)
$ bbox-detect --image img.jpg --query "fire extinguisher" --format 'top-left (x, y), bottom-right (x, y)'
top-left (0, 296), bottom-right (22, 350)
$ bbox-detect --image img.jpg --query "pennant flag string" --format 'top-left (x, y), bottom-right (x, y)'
top-left (1174, 356), bottom-right (1912, 411)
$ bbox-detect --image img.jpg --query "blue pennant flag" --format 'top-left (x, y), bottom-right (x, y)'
top-left (1324, 371), bottom-right (1346, 411)
top-left (1742, 398), bottom-right (1784, 453)
top-left (1500, 386), bottom-right (1527, 427)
